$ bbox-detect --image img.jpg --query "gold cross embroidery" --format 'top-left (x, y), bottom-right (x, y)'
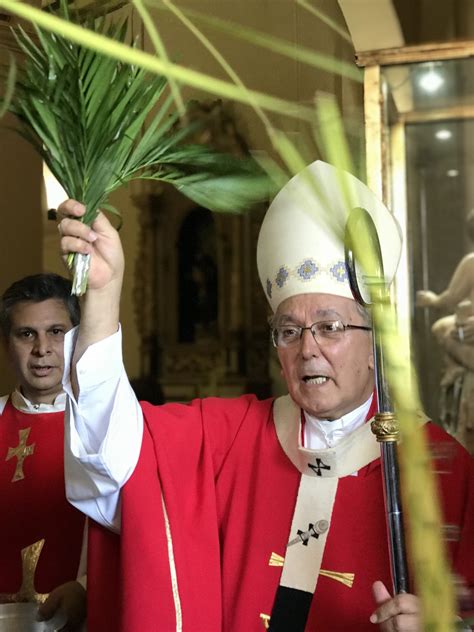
top-left (0, 539), bottom-right (48, 604)
top-left (320, 569), bottom-right (355, 588)
top-left (269, 552), bottom-right (285, 566)
top-left (6, 427), bottom-right (35, 482)
top-left (268, 552), bottom-right (355, 587)
top-left (260, 613), bottom-right (271, 629)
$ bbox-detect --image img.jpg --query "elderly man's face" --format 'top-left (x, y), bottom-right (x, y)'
top-left (275, 293), bottom-right (374, 420)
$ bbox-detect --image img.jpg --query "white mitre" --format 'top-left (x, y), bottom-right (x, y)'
top-left (257, 160), bottom-right (402, 311)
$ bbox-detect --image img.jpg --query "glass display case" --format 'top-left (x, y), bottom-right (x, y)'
top-left (358, 42), bottom-right (474, 451)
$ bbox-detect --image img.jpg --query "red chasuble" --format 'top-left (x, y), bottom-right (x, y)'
top-left (0, 398), bottom-right (85, 595)
top-left (87, 396), bottom-right (474, 632)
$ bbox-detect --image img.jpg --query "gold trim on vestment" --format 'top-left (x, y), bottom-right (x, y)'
top-left (161, 495), bottom-right (183, 632)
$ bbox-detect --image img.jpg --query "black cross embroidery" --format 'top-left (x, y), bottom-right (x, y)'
top-left (287, 520), bottom-right (328, 547)
top-left (297, 523), bottom-right (320, 546)
top-left (308, 458), bottom-right (331, 476)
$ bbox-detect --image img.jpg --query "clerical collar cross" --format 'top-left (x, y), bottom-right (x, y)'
top-left (6, 427), bottom-right (35, 482)
top-left (308, 458), bottom-right (331, 476)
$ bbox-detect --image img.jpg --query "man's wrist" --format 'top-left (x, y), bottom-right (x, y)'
top-left (78, 280), bottom-right (122, 347)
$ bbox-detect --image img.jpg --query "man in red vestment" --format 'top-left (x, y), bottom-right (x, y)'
top-left (58, 162), bottom-right (473, 632)
top-left (0, 273), bottom-right (87, 630)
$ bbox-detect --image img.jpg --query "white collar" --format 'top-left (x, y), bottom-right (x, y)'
top-left (10, 389), bottom-right (66, 414)
top-left (303, 395), bottom-right (373, 450)
top-left (273, 395), bottom-right (379, 478)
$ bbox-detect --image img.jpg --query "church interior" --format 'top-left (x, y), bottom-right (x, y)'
top-left (0, 0), bottom-right (473, 453)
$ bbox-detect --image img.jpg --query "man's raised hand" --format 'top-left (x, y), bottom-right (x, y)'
top-left (57, 200), bottom-right (124, 292)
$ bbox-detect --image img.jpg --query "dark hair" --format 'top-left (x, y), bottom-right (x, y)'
top-left (0, 273), bottom-right (80, 337)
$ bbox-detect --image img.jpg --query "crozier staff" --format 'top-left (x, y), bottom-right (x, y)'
top-left (58, 161), bottom-right (473, 632)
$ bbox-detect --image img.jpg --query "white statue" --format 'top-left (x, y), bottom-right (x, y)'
top-left (416, 209), bottom-right (474, 453)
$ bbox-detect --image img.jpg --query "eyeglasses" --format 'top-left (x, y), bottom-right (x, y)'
top-left (271, 319), bottom-right (372, 348)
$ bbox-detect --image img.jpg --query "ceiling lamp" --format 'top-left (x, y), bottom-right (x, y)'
top-left (419, 68), bottom-right (444, 93)
top-left (435, 129), bottom-right (452, 140)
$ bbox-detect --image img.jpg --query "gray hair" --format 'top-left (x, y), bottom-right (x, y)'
top-left (268, 299), bottom-right (372, 329)
top-left (354, 301), bottom-right (372, 326)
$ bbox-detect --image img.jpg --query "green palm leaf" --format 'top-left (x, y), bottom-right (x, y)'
top-left (7, 0), bottom-right (272, 293)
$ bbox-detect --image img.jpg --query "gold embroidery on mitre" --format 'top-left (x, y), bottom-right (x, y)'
top-left (0, 539), bottom-right (49, 604)
top-left (319, 569), bottom-right (355, 588)
top-left (6, 427), bottom-right (35, 482)
top-left (269, 552), bottom-right (285, 567)
top-left (260, 613), bottom-right (271, 629)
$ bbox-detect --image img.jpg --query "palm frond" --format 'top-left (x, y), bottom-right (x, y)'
top-left (150, 2), bottom-right (362, 83)
top-left (8, 0), bottom-right (272, 292)
top-left (0, 53), bottom-right (17, 118)
top-left (0, 0), bottom-right (315, 122)
top-left (43, 0), bottom-right (129, 20)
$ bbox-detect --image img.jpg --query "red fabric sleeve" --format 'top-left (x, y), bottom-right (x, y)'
top-left (87, 395), bottom-right (272, 632)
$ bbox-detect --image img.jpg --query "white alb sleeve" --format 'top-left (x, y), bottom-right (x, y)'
top-left (63, 326), bottom-right (143, 532)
